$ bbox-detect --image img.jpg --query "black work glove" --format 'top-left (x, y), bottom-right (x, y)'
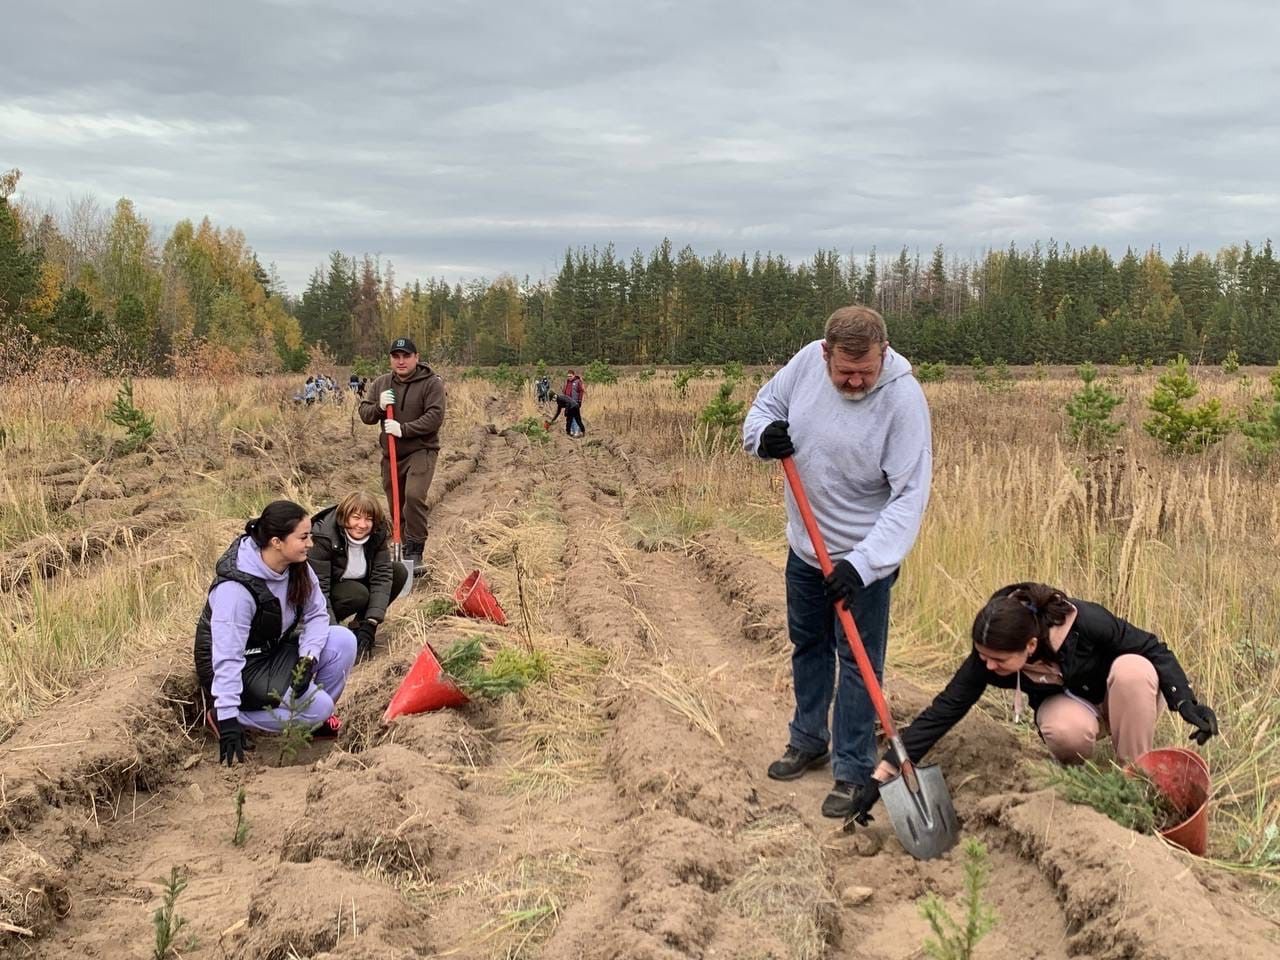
top-left (291, 656), bottom-right (317, 700)
top-left (1178, 700), bottom-right (1219, 745)
top-left (824, 558), bottom-right (863, 607)
top-left (218, 716), bottom-right (246, 766)
top-left (844, 781), bottom-right (882, 828)
top-left (354, 620), bottom-right (378, 661)
top-left (757, 420), bottom-right (796, 459)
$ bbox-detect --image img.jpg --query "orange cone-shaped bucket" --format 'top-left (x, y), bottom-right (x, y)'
top-left (1132, 747), bottom-right (1211, 856)
top-left (383, 642), bottom-right (469, 723)
top-left (455, 570), bottom-right (507, 626)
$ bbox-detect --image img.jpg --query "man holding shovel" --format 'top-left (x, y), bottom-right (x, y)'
top-left (359, 337), bottom-right (446, 581)
top-left (743, 306), bottom-right (933, 819)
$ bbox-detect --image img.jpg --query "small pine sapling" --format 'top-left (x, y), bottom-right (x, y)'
top-left (918, 839), bottom-right (997, 960)
top-left (1065, 362), bottom-right (1123, 448)
top-left (232, 785), bottom-right (250, 846)
top-left (1143, 356), bottom-right (1232, 454)
top-left (274, 660), bottom-right (321, 765)
top-left (152, 866), bottom-right (192, 960)
top-left (106, 377), bottom-right (155, 453)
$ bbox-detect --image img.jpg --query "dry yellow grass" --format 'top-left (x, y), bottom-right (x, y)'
top-left (584, 365), bottom-right (1280, 871)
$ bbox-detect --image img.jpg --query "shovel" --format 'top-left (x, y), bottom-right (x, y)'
top-left (386, 402), bottom-right (414, 597)
top-left (780, 456), bottom-right (959, 860)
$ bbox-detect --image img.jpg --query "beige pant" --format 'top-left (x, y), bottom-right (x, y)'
top-left (1036, 655), bottom-right (1159, 764)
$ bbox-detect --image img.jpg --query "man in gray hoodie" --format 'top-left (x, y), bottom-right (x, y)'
top-left (743, 305), bottom-right (933, 818)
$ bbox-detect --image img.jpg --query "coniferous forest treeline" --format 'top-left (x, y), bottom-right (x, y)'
top-left (3, 172), bottom-right (1279, 373)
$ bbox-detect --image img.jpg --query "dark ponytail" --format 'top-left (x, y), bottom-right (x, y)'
top-left (971, 582), bottom-right (1073, 663)
top-left (245, 500), bottom-right (312, 608)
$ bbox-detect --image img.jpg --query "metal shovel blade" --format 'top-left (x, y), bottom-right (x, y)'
top-left (391, 544), bottom-right (414, 600)
top-left (876, 763), bottom-right (961, 860)
top-left (396, 559), bottom-right (415, 599)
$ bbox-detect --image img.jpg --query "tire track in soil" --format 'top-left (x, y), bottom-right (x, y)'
top-left (1, 408), bottom-right (525, 958)
top-left (584, 438), bottom-right (1280, 960)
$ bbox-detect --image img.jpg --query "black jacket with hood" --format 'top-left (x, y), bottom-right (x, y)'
top-left (358, 362), bottom-right (446, 455)
top-left (307, 505), bottom-right (394, 623)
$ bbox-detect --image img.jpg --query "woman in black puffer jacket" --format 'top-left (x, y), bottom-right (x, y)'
top-left (307, 491), bottom-right (407, 660)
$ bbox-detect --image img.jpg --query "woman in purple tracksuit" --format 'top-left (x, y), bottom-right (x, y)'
top-left (194, 500), bottom-right (357, 765)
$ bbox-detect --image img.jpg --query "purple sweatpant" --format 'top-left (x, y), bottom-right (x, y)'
top-left (238, 625), bottom-right (357, 733)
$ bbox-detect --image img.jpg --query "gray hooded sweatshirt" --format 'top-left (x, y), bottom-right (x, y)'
top-left (742, 341), bottom-right (932, 585)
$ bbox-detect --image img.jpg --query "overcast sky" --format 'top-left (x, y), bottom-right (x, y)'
top-left (4, 1), bottom-right (1279, 294)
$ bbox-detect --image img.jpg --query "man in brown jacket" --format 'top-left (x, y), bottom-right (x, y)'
top-left (358, 337), bottom-right (446, 575)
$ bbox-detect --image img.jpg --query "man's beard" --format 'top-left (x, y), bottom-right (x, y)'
top-left (838, 387), bottom-right (868, 401)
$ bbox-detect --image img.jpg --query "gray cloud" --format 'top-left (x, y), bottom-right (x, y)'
top-left (4, 1), bottom-right (1279, 292)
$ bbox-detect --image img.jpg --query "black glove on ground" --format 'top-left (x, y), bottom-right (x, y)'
top-left (355, 620), bottom-right (378, 661)
top-left (845, 781), bottom-right (881, 827)
top-left (824, 559), bottom-right (863, 607)
top-left (218, 716), bottom-right (246, 766)
top-left (757, 420), bottom-right (796, 459)
top-left (291, 656), bottom-right (317, 700)
top-left (1178, 700), bottom-right (1218, 745)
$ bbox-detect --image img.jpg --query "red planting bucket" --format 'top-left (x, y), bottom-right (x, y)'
top-left (1132, 747), bottom-right (1211, 856)
top-left (455, 570), bottom-right (508, 626)
top-left (383, 642), bottom-right (469, 722)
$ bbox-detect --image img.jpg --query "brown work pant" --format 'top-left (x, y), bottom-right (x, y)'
top-left (1036, 654), bottom-right (1159, 764)
top-left (381, 447), bottom-right (438, 546)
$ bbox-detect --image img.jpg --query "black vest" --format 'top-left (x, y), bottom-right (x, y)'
top-left (193, 537), bottom-right (300, 691)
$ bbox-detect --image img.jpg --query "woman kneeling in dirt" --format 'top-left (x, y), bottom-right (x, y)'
top-left (194, 500), bottom-right (358, 765)
top-left (307, 490), bottom-right (407, 662)
top-left (845, 581), bottom-right (1219, 824)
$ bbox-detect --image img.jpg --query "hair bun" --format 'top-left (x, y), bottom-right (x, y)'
top-left (244, 518), bottom-right (259, 535)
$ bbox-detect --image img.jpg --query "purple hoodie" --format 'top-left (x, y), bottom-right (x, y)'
top-left (209, 538), bottom-right (330, 720)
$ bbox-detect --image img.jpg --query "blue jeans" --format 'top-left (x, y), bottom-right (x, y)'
top-left (785, 549), bottom-right (896, 785)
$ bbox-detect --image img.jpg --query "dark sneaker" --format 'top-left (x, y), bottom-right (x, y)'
top-left (767, 745), bottom-right (830, 781)
top-left (312, 715), bottom-right (342, 740)
top-left (821, 780), bottom-right (858, 818)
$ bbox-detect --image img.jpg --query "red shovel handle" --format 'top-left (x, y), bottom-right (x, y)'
top-left (387, 402), bottom-right (402, 547)
top-left (780, 456), bottom-right (901, 747)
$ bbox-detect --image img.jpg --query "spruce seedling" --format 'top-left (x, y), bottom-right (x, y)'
top-left (918, 839), bottom-right (997, 960)
top-left (232, 784), bottom-right (250, 846)
top-left (106, 377), bottom-right (155, 453)
top-left (152, 866), bottom-right (191, 960)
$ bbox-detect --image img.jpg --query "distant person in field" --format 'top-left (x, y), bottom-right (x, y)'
top-left (535, 375), bottom-right (552, 403)
top-left (743, 305), bottom-right (933, 818)
top-left (349, 372), bottom-right (360, 393)
top-left (563, 369), bottom-right (585, 406)
top-left (841, 582), bottom-right (1220, 826)
top-left (194, 500), bottom-right (357, 766)
top-left (358, 337), bottom-right (446, 578)
top-left (303, 376), bottom-right (317, 405)
top-left (308, 491), bottom-right (408, 662)
top-left (547, 391), bottom-right (586, 437)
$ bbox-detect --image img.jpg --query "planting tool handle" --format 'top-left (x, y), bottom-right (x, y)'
top-left (387, 401), bottom-right (402, 547)
top-left (780, 457), bottom-right (906, 760)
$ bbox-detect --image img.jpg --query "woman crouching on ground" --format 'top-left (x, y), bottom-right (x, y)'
top-left (308, 490), bottom-right (407, 661)
top-left (845, 581), bottom-right (1219, 824)
top-left (194, 500), bottom-right (357, 765)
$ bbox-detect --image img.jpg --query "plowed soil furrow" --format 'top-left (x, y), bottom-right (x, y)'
top-left (6, 407), bottom-right (1280, 960)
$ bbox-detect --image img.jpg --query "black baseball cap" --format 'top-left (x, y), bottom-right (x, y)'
top-left (388, 337), bottom-right (418, 355)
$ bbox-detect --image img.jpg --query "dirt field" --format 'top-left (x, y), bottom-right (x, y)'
top-left (3, 386), bottom-right (1279, 959)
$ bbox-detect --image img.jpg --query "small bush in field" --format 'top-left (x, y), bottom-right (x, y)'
top-left (583, 359), bottom-right (617, 384)
top-left (1222, 349), bottom-right (1241, 375)
top-left (1143, 356), bottom-right (1232, 454)
top-left (1065, 363), bottom-right (1123, 448)
top-left (916, 361), bottom-right (947, 383)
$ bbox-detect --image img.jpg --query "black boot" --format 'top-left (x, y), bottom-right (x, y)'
top-left (767, 745), bottom-right (830, 781)
top-left (404, 541), bottom-right (429, 578)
